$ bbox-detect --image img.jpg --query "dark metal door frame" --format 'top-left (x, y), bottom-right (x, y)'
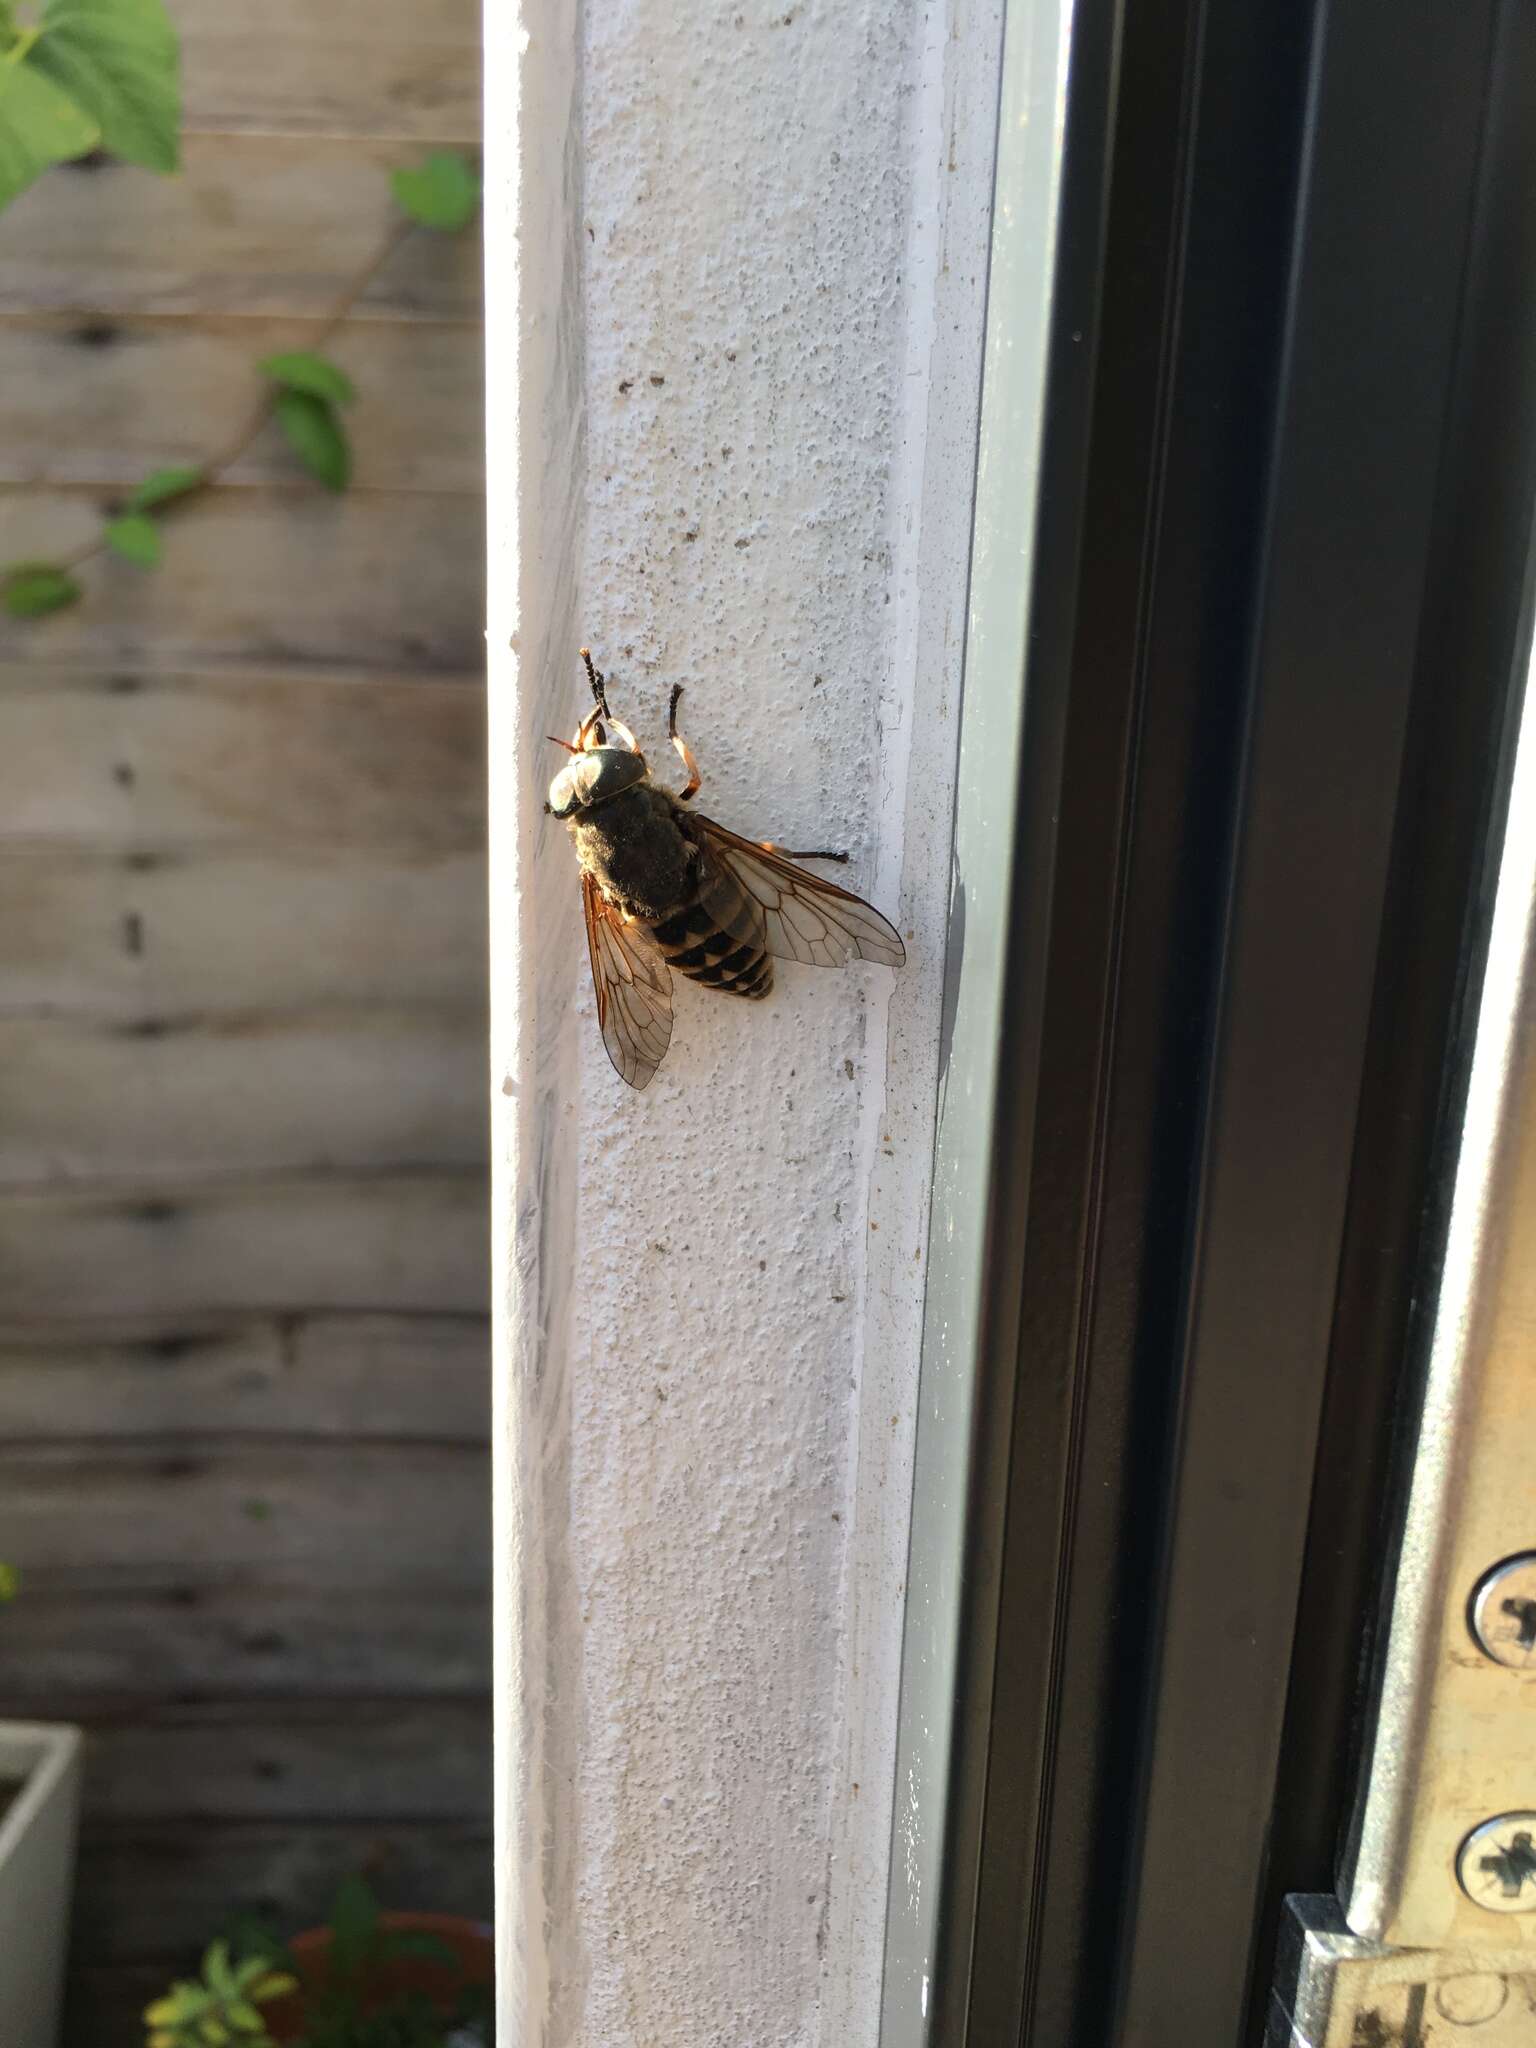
top-left (887, 0), bottom-right (1536, 2040)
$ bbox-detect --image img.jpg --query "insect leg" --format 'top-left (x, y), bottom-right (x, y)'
top-left (669, 684), bottom-right (703, 801)
top-left (761, 843), bottom-right (849, 864)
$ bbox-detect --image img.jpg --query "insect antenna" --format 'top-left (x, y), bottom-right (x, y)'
top-left (546, 734), bottom-right (580, 754)
top-left (579, 645), bottom-right (613, 721)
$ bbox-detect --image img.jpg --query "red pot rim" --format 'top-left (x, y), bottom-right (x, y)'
top-left (287, 1910), bottom-right (495, 1956)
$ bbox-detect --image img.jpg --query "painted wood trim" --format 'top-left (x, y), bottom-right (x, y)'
top-left (483, 0), bottom-right (585, 2037)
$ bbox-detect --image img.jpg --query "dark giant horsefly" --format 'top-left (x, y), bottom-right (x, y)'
top-left (547, 649), bottom-right (905, 1088)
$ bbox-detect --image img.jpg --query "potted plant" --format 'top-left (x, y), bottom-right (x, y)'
top-left (144, 1878), bottom-right (493, 2048)
top-left (0, 1563), bottom-right (85, 2048)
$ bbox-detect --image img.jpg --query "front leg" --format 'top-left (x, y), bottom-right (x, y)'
top-left (669, 684), bottom-right (703, 801)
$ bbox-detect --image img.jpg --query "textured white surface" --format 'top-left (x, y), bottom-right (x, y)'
top-left (488, 1), bottom-right (999, 2041)
top-left (0, 1723), bottom-right (81, 2048)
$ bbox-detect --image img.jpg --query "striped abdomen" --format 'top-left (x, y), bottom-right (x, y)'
top-left (646, 857), bottom-right (773, 999)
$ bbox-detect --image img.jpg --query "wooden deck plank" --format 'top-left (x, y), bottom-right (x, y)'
top-left (80, 1700), bottom-right (491, 1823)
top-left (71, 1819), bottom-right (492, 1964)
top-left (0, 1313), bottom-right (489, 1442)
top-left (0, 845), bottom-right (488, 1016)
top-left (0, 1584), bottom-right (490, 1704)
top-left (0, 139), bottom-right (482, 320)
top-left (0, 1170), bottom-right (488, 1320)
top-left (0, 1009), bottom-right (485, 1182)
top-left (0, 1440), bottom-right (490, 1586)
top-left (182, 0), bottom-right (480, 142)
top-left (0, 667), bottom-right (485, 854)
top-left (0, 489), bottom-right (484, 673)
top-left (0, 316), bottom-right (483, 494)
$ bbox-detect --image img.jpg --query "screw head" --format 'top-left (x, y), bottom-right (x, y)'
top-left (1457, 1814), bottom-right (1536, 1912)
top-left (1469, 1554), bottom-right (1536, 1668)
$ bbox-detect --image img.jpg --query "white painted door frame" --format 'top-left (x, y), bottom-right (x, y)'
top-left (483, 4), bottom-right (1016, 2040)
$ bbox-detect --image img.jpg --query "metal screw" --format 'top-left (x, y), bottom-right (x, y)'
top-left (1457, 1814), bottom-right (1536, 1913)
top-left (1469, 1554), bottom-right (1536, 1668)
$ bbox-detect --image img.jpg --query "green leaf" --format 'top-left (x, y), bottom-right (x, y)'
top-left (104, 510), bottom-right (160, 565)
top-left (258, 349), bottom-right (355, 405)
top-left (146, 1980), bottom-right (208, 2022)
top-left (274, 390), bottom-right (350, 492)
top-left (129, 463), bottom-right (202, 510)
top-left (26, 0), bottom-right (179, 173)
top-left (327, 1873), bottom-right (380, 1978)
top-left (0, 1560), bottom-right (19, 1603)
top-left (2, 562), bottom-right (81, 616)
top-left (390, 148), bottom-right (480, 231)
top-left (248, 1973), bottom-right (297, 2004)
top-left (0, 48), bottom-right (99, 211)
top-left (202, 1939), bottom-right (237, 2000)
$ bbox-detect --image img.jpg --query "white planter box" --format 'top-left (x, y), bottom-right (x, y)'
top-left (0, 1724), bottom-right (82, 2048)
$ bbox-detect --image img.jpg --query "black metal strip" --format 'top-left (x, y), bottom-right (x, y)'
top-left (918, 0), bottom-right (1520, 2038)
top-left (932, 0), bottom-right (1316, 2036)
top-left (1110, 2), bottom-right (1500, 2040)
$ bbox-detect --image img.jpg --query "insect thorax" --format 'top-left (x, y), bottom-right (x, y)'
top-left (569, 784), bottom-right (699, 924)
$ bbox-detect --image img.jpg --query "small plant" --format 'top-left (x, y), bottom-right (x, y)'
top-left (144, 1879), bottom-right (491, 2048)
top-left (0, 0), bottom-right (181, 212)
top-left (142, 1939), bottom-right (296, 2047)
top-left (2, 145), bottom-right (481, 620)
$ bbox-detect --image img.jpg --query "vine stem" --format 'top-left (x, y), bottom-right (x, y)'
top-left (59, 212), bottom-right (419, 573)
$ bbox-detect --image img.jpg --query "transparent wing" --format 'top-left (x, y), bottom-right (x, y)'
top-left (582, 873), bottom-right (674, 1089)
top-left (696, 816), bottom-right (906, 970)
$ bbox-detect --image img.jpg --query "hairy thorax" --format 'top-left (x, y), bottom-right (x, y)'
top-left (566, 783), bottom-right (699, 923)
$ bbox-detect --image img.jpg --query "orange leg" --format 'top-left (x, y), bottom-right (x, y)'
top-left (669, 685), bottom-right (703, 801)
